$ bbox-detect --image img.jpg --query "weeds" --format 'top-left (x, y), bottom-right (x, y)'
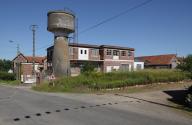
top-left (33, 69), bottom-right (188, 92)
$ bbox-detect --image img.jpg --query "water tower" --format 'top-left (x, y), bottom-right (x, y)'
top-left (47, 10), bottom-right (75, 77)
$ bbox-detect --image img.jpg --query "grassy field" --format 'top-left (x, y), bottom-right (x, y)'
top-left (33, 69), bottom-right (188, 93)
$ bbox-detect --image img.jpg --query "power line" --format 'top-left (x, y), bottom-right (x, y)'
top-left (80, 0), bottom-right (152, 34)
top-left (29, 0), bottom-right (152, 53)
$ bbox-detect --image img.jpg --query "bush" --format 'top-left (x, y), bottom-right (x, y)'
top-left (81, 62), bottom-right (95, 73)
top-left (185, 85), bottom-right (192, 108)
top-left (177, 54), bottom-right (192, 79)
top-left (0, 71), bottom-right (16, 81)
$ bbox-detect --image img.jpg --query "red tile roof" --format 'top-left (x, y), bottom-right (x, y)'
top-left (25, 56), bottom-right (46, 64)
top-left (135, 54), bottom-right (177, 65)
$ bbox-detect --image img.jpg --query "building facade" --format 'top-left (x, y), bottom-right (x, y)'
top-left (12, 53), bottom-right (47, 83)
top-left (47, 43), bottom-right (135, 76)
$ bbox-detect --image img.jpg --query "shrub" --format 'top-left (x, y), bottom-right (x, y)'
top-left (0, 71), bottom-right (15, 81)
top-left (81, 62), bottom-right (95, 73)
top-left (185, 85), bottom-right (192, 108)
top-left (177, 54), bottom-right (192, 79)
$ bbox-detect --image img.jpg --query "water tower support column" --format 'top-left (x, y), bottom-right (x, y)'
top-left (52, 36), bottom-right (70, 77)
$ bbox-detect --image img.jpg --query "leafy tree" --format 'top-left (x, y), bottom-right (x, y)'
top-left (177, 54), bottom-right (192, 79)
top-left (0, 59), bottom-right (12, 72)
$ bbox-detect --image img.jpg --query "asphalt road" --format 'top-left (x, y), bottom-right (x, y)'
top-left (0, 85), bottom-right (191, 125)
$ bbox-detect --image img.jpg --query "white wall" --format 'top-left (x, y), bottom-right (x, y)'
top-left (134, 62), bottom-right (144, 71)
top-left (78, 48), bottom-right (89, 60)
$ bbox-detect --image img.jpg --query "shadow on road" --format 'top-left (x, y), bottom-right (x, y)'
top-left (163, 90), bottom-right (187, 105)
top-left (115, 94), bottom-right (181, 110)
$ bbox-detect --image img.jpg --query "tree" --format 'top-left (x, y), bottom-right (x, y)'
top-left (177, 54), bottom-right (192, 79)
top-left (0, 59), bottom-right (12, 72)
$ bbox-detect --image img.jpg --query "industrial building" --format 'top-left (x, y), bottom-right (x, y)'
top-left (47, 43), bottom-right (135, 76)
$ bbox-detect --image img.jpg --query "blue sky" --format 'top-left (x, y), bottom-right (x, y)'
top-left (0, 0), bottom-right (191, 59)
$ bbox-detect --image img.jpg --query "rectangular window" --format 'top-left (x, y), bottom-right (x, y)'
top-left (84, 50), bottom-right (87, 54)
top-left (81, 50), bottom-right (83, 54)
top-left (106, 49), bottom-right (112, 55)
top-left (113, 50), bottom-right (119, 56)
top-left (121, 51), bottom-right (126, 56)
top-left (120, 64), bottom-right (130, 71)
top-left (91, 49), bottom-right (99, 56)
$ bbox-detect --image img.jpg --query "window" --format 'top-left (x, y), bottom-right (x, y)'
top-left (120, 64), bottom-right (130, 71)
top-left (84, 50), bottom-right (87, 54)
top-left (121, 51), bottom-right (126, 56)
top-left (69, 47), bottom-right (74, 55)
top-left (91, 49), bottom-right (99, 56)
top-left (128, 50), bottom-right (132, 57)
top-left (113, 50), bottom-right (119, 56)
top-left (107, 49), bottom-right (112, 55)
top-left (81, 50), bottom-right (83, 54)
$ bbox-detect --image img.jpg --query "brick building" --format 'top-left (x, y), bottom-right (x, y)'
top-left (135, 54), bottom-right (179, 69)
top-left (12, 53), bottom-right (47, 83)
top-left (47, 43), bottom-right (135, 76)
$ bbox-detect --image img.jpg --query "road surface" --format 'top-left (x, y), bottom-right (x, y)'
top-left (0, 85), bottom-right (191, 125)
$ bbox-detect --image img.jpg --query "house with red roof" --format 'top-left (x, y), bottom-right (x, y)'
top-left (12, 53), bottom-right (47, 83)
top-left (135, 54), bottom-right (180, 69)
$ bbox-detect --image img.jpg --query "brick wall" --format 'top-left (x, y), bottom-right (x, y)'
top-left (21, 64), bottom-right (33, 75)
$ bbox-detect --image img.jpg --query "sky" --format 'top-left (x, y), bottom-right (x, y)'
top-left (0, 0), bottom-right (192, 60)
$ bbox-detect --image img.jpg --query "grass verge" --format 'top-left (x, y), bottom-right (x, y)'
top-left (33, 69), bottom-right (188, 93)
top-left (0, 80), bottom-right (21, 86)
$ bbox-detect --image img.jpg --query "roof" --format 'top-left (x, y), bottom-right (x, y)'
top-left (25, 56), bottom-right (46, 64)
top-left (12, 53), bottom-right (25, 62)
top-left (100, 45), bottom-right (134, 51)
top-left (47, 43), bottom-right (134, 51)
top-left (12, 53), bottom-right (46, 64)
top-left (135, 54), bottom-right (177, 65)
top-left (69, 43), bottom-right (100, 48)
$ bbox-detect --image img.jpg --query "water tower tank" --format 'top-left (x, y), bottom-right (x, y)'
top-left (47, 10), bottom-right (75, 35)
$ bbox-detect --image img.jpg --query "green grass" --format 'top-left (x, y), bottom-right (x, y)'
top-left (0, 80), bottom-right (21, 86)
top-left (33, 69), bottom-right (188, 92)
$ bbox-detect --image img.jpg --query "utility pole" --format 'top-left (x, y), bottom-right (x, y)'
top-left (17, 44), bottom-right (20, 55)
top-left (30, 25), bottom-right (38, 77)
top-left (9, 40), bottom-right (20, 56)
